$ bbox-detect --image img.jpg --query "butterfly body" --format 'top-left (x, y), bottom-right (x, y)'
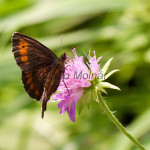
top-left (12, 32), bottom-right (66, 118)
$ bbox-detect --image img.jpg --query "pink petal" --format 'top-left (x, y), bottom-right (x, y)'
top-left (67, 99), bottom-right (76, 122)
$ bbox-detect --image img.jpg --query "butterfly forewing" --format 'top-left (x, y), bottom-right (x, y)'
top-left (12, 32), bottom-right (57, 72)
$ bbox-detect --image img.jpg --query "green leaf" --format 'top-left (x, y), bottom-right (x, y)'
top-left (91, 88), bottom-right (97, 101)
top-left (100, 57), bottom-right (113, 76)
top-left (78, 86), bottom-right (97, 114)
top-left (105, 69), bottom-right (119, 80)
top-left (79, 88), bottom-right (91, 115)
top-left (100, 82), bottom-right (120, 90)
top-left (96, 83), bottom-right (107, 94)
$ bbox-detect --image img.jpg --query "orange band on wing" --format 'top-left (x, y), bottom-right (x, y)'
top-left (21, 56), bottom-right (29, 65)
top-left (18, 39), bottom-right (28, 50)
top-left (27, 77), bottom-right (32, 85)
top-left (26, 73), bottom-right (32, 78)
top-left (21, 56), bottom-right (28, 62)
top-left (35, 90), bottom-right (39, 96)
top-left (19, 39), bottom-right (29, 65)
top-left (30, 83), bottom-right (34, 90)
top-left (20, 49), bottom-right (28, 55)
top-left (19, 39), bottom-right (28, 55)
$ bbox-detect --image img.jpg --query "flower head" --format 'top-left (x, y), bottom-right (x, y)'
top-left (53, 48), bottom-right (120, 122)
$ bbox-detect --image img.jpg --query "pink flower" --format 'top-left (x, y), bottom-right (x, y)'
top-left (53, 48), bottom-right (102, 122)
top-left (86, 50), bottom-right (102, 76)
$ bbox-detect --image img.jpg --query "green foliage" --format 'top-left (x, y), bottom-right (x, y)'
top-left (0, 0), bottom-right (150, 149)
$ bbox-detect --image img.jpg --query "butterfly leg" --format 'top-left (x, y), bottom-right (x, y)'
top-left (63, 79), bottom-right (70, 96)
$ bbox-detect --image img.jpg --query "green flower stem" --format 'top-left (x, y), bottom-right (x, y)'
top-left (97, 91), bottom-right (145, 150)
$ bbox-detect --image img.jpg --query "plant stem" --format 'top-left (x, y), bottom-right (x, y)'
top-left (97, 91), bottom-right (145, 150)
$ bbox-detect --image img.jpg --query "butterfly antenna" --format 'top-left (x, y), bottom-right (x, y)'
top-left (61, 34), bottom-right (63, 55)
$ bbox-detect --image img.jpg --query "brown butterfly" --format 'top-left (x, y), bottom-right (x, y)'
top-left (12, 32), bottom-right (66, 118)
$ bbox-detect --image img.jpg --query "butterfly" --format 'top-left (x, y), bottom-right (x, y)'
top-left (12, 32), bottom-right (66, 118)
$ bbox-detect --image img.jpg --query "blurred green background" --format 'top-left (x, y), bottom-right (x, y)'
top-left (0, 0), bottom-right (150, 150)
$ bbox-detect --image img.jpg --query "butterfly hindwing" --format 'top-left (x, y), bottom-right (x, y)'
top-left (22, 65), bottom-right (51, 100)
top-left (41, 61), bottom-right (65, 118)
